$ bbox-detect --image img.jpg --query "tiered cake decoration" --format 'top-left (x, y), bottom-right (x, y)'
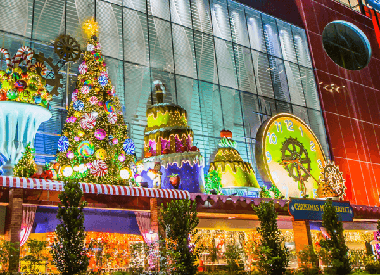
top-left (208, 130), bottom-right (260, 196)
top-left (140, 82), bottom-right (204, 192)
top-left (54, 18), bottom-right (135, 184)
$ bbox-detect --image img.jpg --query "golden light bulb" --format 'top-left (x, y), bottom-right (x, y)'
top-left (83, 18), bottom-right (99, 37)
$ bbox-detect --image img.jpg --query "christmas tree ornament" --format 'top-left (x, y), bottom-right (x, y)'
top-left (80, 113), bottom-right (96, 130)
top-left (91, 111), bottom-right (99, 118)
top-left (58, 136), bottom-right (69, 152)
top-left (87, 44), bottom-right (95, 51)
top-left (34, 95), bottom-right (42, 104)
top-left (118, 154), bottom-right (126, 162)
top-left (123, 139), bottom-right (135, 155)
top-left (120, 168), bottom-right (131, 179)
top-left (81, 86), bottom-right (90, 94)
top-left (62, 166), bottom-right (73, 177)
top-left (78, 131), bottom-right (85, 137)
top-left (73, 100), bottom-right (84, 111)
top-left (107, 113), bottom-right (117, 124)
top-left (79, 62), bottom-right (87, 74)
top-left (104, 100), bottom-right (115, 113)
top-left (94, 129), bottom-right (106, 140)
top-left (66, 117), bottom-right (77, 123)
top-left (112, 138), bottom-right (118, 145)
top-left (72, 90), bottom-right (78, 102)
top-left (90, 160), bottom-right (108, 177)
top-left (66, 151), bottom-right (74, 159)
top-left (78, 141), bottom-right (95, 157)
top-left (74, 136), bottom-right (80, 142)
top-left (89, 96), bottom-right (98, 105)
top-left (95, 149), bottom-right (107, 160)
top-left (98, 75), bottom-right (108, 87)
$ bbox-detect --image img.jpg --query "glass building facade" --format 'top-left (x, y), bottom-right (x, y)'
top-left (0, 0), bottom-right (329, 181)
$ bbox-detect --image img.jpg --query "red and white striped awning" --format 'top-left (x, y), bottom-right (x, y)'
top-left (0, 176), bottom-right (190, 199)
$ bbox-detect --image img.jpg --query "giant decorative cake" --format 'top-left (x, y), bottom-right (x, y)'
top-left (139, 82), bottom-right (204, 193)
top-left (209, 130), bottom-right (260, 196)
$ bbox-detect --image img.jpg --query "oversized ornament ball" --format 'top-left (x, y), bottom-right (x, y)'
top-left (104, 100), bottom-right (116, 113)
top-left (84, 79), bottom-right (92, 86)
top-left (79, 62), bottom-right (87, 75)
top-left (0, 93), bottom-right (6, 101)
top-left (91, 111), bottom-right (99, 118)
top-left (112, 138), bottom-right (118, 145)
top-left (95, 149), bottom-right (107, 160)
top-left (98, 75), bottom-right (108, 87)
top-left (123, 138), bottom-right (135, 155)
top-left (15, 80), bottom-right (27, 91)
top-left (80, 113), bottom-right (97, 130)
top-left (90, 160), bottom-right (108, 177)
top-left (118, 154), bottom-right (126, 162)
top-left (94, 53), bottom-right (102, 61)
top-left (89, 96), bottom-right (98, 105)
top-left (74, 136), bottom-right (80, 142)
top-left (58, 136), bottom-right (69, 152)
top-left (120, 168), bottom-right (131, 179)
top-left (78, 131), bottom-right (85, 137)
top-left (78, 141), bottom-right (95, 157)
top-left (87, 44), bottom-right (95, 51)
top-left (66, 151), bottom-right (74, 159)
top-left (107, 113), bottom-right (117, 124)
top-left (81, 86), bottom-right (90, 94)
top-left (73, 100), bottom-right (84, 111)
top-left (78, 163), bottom-right (87, 173)
top-left (94, 129), bottom-right (106, 140)
top-left (62, 166), bottom-right (73, 177)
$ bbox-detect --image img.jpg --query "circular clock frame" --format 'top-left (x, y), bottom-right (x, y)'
top-left (255, 113), bottom-right (326, 199)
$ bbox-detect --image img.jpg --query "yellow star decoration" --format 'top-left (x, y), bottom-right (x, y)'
top-left (83, 18), bottom-right (99, 37)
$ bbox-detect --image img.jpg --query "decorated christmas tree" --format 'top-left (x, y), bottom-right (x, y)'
top-left (55, 18), bottom-right (134, 184)
top-left (13, 143), bottom-right (37, 177)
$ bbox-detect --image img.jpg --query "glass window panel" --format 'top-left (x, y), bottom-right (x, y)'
top-left (262, 14), bottom-right (282, 58)
top-left (258, 96), bottom-right (276, 116)
top-left (171, 0), bottom-right (192, 28)
top-left (220, 87), bottom-right (244, 142)
top-left (284, 61), bottom-right (306, 106)
top-left (276, 100), bottom-right (292, 113)
top-left (252, 50), bottom-right (274, 98)
top-left (176, 76), bottom-right (203, 135)
top-left (228, 0), bottom-right (249, 47)
top-left (194, 31), bottom-right (218, 83)
top-left (241, 92), bottom-right (262, 139)
top-left (236, 141), bottom-right (250, 163)
top-left (292, 105), bottom-right (309, 124)
top-left (214, 38), bottom-right (238, 89)
top-left (199, 81), bottom-right (223, 138)
top-left (103, 0), bottom-right (122, 5)
top-left (172, 24), bottom-right (197, 78)
top-left (123, 9), bottom-right (149, 66)
top-left (300, 66), bottom-right (320, 110)
top-left (148, 0), bottom-right (170, 20)
top-left (308, 109), bottom-right (330, 158)
top-left (124, 0), bottom-right (146, 12)
top-left (32, 0), bottom-right (65, 42)
top-left (277, 20), bottom-right (297, 63)
top-left (148, 16), bottom-right (174, 72)
top-left (0, 0), bottom-right (33, 38)
top-left (66, 0), bottom-right (95, 46)
top-left (190, 0), bottom-right (212, 34)
top-left (245, 9), bottom-right (266, 53)
top-left (97, 1), bottom-right (123, 59)
top-left (234, 44), bottom-right (256, 93)
top-left (268, 55), bottom-right (290, 102)
top-left (105, 57), bottom-right (125, 112)
top-left (210, 0), bottom-right (232, 41)
top-left (292, 26), bottom-right (312, 68)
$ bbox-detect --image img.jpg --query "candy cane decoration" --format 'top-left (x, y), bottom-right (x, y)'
top-left (0, 48), bottom-right (11, 67)
top-left (32, 61), bottom-right (47, 75)
top-left (12, 46), bottom-right (34, 68)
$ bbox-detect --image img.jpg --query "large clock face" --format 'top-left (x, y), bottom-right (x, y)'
top-left (255, 114), bottom-right (326, 199)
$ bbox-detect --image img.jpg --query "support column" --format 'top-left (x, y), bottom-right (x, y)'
top-left (150, 198), bottom-right (164, 272)
top-left (8, 188), bottom-right (23, 272)
top-left (292, 220), bottom-right (315, 267)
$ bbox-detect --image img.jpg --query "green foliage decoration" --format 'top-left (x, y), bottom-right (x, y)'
top-left (160, 199), bottom-right (199, 275)
top-left (205, 170), bottom-right (222, 195)
top-left (51, 180), bottom-right (89, 275)
top-left (0, 240), bottom-right (19, 273)
top-left (21, 239), bottom-right (49, 274)
top-left (13, 143), bottom-right (37, 177)
top-left (319, 199), bottom-right (351, 275)
top-left (254, 200), bottom-right (289, 275)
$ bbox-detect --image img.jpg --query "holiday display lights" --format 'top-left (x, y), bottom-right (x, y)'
top-left (55, 18), bottom-right (134, 184)
top-left (13, 143), bottom-right (37, 177)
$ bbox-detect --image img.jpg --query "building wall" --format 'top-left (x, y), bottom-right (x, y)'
top-left (291, 0), bottom-right (380, 206)
top-left (0, 0), bottom-right (328, 188)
